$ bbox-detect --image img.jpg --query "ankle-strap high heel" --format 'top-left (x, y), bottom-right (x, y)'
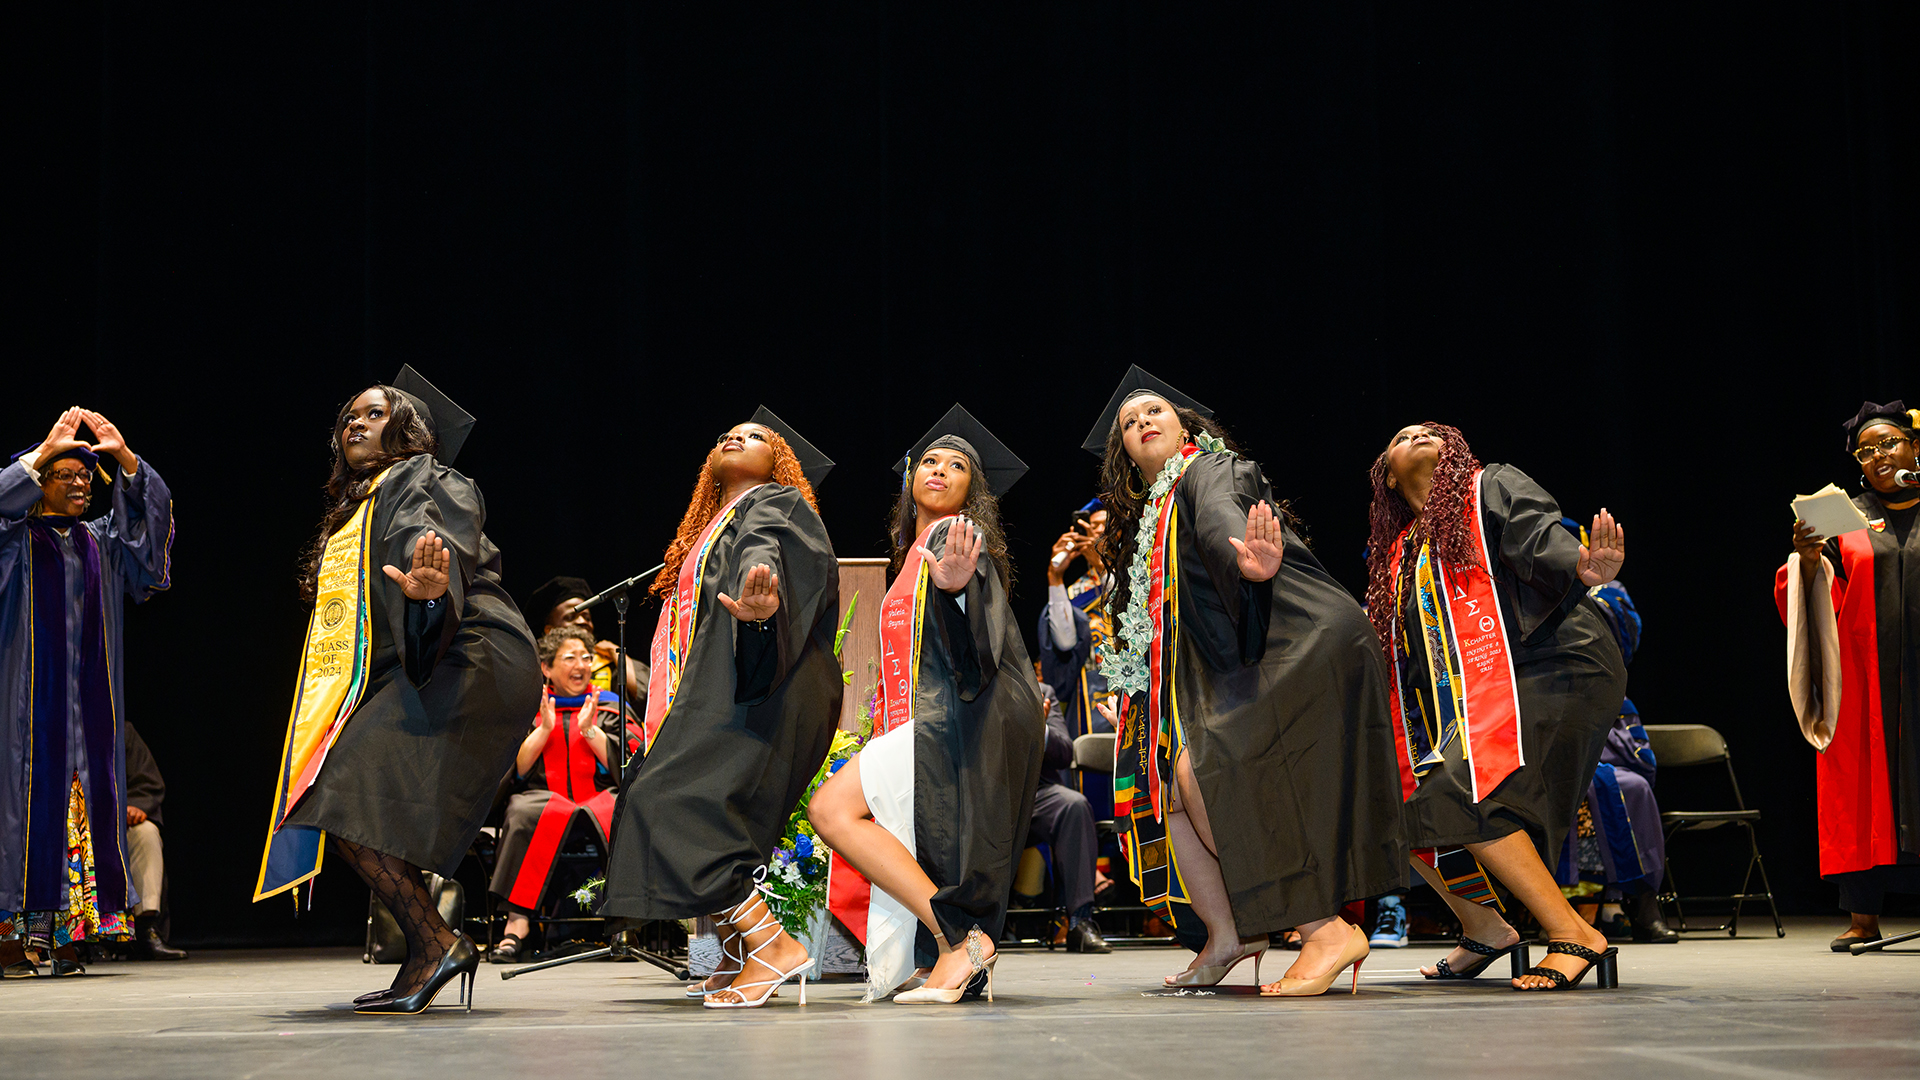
top-left (687, 926), bottom-right (747, 997)
top-left (1259, 923), bottom-right (1369, 997)
top-left (1165, 939), bottom-right (1267, 988)
top-left (355, 935), bottom-right (478, 1015)
top-left (702, 890), bottom-right (814, 1009)
top-left (1425, 934), bottom-right (1530, 980)
top-left (894, 927), bottom-right (996, 1004)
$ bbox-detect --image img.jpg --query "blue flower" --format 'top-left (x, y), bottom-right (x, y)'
top-left (795, 834), bottom-right (814, 858)
top-left (829, 758), bottom-right (847, 774)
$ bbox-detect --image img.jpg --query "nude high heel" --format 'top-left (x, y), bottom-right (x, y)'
top-left (894, 928), bottom-right (997, 1004)
top-left (1259, 923), bottom-right (1369, 997)
top-left (1165, 940), bottom-right (1267, 988)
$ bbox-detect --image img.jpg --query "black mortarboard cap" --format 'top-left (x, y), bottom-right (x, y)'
top-left (1841, 399), bottom-right (1917, 452)
top-left (900, 404), bottom-right (1028, 496)
top-left (750, 405), bottom-right (834, 489)
top-left (1080, 365), bottom-right (1214, 456)
top-left (525, 575), bottom-right (595, 634)
top-left (391, 364), bottom-right (475, 466)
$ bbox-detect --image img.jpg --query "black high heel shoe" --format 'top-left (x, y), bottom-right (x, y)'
top-left (353, 987), bottom-right (394, 1006)
top-left (1513, 940), bottom-right (1619, 991)
top-left (1424, 935), bottom-right (1530, 980)
top-left (355, 935), bottom-right (478, 1015)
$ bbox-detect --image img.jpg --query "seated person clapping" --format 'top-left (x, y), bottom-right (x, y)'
top-left (487, 627), bottom-right (641, 963)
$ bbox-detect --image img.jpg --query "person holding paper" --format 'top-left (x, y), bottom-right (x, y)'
top-left (1778, 400), bottom-right (1920, 952)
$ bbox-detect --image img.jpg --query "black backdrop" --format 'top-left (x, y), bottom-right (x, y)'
top-left (10, 3), bottom-right (1914, 946)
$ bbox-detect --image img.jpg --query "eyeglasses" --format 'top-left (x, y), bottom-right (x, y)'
top-left (45, 469), bottom-right (93, 486)
top-left (1853, 436), bottom-right (1913, 464)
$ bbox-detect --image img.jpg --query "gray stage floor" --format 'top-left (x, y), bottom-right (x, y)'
top-left (5, 917), bottom-right (1918, 1080)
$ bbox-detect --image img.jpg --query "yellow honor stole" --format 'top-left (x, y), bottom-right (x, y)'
top-left (253, 467), bottom-right (391, 902)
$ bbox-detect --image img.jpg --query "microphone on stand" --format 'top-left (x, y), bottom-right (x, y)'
top-left (1897, 469), bottom-right (1920, 489)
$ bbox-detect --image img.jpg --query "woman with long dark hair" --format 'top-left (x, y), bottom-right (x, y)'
top-left (601, 411), bottom-right (842, 1010)
top-left (256, 368), bottom-right (541, 1014)
top-left (1366, 422), bottom-right (1627, 991)
top-left (812, 405), bottom-right (1044, 1005)
top-left (1084, 368), bottom-right (1405, 998)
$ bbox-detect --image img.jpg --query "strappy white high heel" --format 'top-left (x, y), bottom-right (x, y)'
top-left (702, 889), bottom-right (815, 1009)
top-left (686, 927), bottom-right (745, 997)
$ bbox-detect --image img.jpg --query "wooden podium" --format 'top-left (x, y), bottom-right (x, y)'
top-left (834, 558), bottom-right (889, 732)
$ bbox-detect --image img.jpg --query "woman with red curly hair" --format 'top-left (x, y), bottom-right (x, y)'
top-left (602, 415), bottom-right (841, 1009)
top-left (1367, 423), bottom-right (1627, 991)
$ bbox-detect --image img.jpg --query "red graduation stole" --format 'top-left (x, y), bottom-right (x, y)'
top-left (1384, 469), bottom-right (1526, 802)
top-left (875, 515), bottom-right (955, 737)
top-left (642, 484), bottom-right (763, 749)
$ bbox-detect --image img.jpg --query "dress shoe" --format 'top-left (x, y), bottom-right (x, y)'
top-left (132, 913), bottom-right (187, 961)
top-left (1624, 892), bottom-right (1678, 944)
top-left (1064, 919), bottom-right (1111, 954)
top-left (51, 943), bottom-right (85, 976)
top-left (1, 940), bottom-right (38, 978)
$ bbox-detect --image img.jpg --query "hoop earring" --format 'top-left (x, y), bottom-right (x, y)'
top-left (1124, 469), bottom-right (1146, 499)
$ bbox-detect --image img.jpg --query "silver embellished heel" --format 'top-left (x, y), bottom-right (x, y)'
top-left (894, 927), bottom-right (997, 1004)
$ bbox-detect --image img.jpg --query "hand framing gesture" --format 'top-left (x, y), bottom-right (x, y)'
top-left (1226, 501), bottom-right (1285, 582)
top-left (918, 516), bottom-right (982, 593)
top-left (79, 410), bottom-right (135, 471)
top-left (718, 563), bottom-right (780, 623)
top-left (37, 408), bottom-right (91, 462)
top-left (1576, 508), bottom-right (1625, 588)
top-left (383, 530), bottom-right (451, 601)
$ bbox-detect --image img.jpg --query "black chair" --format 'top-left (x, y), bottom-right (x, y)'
top-left (1644, 723), bottom-right (1784, 938)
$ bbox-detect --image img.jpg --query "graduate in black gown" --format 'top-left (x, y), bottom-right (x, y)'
top-left (601, 409), bottom-right (841, 1010)
top-left (812, 405), bottom-right (1044, 1004)
top-left (1366, 422), bottom-right (1628, 991)
top-left (257, 367), bottom-right (542, 1014)
top-left (1084, 368), bottom-right (1406, 998)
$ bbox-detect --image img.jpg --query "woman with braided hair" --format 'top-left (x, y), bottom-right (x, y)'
top-left (1081, 368), bottom-right (1405, 999)
top-left (601, 412), bottom-right (841, 1010)
top-left (1367, 422), bottom-right (1628, 991)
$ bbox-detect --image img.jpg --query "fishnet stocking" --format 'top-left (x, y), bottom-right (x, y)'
top-left (333, 837), bottom-right (455, 997)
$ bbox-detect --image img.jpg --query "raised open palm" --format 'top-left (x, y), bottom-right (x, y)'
top-left (918, 517), bottom-right (982, 593)
top-left (1576, 508), bottom-right (1625, 587)
top-left (1226, 501), bottom-right (1284, 582)
top-left (718, 563), bottom-right (780, 623)
top-left (383, 530), bottom-right (451, 601)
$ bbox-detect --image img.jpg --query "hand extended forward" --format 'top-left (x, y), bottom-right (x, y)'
top-left (383, 530), bottom-right (451, 601)
top-left (718, 563), bottom-right (780, 622)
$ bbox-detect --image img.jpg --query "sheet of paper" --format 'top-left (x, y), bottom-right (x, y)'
top-left (1791, 483), bottom-right (1871, 538)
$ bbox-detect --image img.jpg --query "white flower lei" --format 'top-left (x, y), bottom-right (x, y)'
top-left (1097, 433), bottom-right (1229, 696)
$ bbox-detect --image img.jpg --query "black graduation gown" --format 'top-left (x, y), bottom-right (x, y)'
top-left (283, 454), bottom-right (542, 877)
top-left (1154, 453), bottom-right (1406, 934)
top-left (602, 485), bottom-right (842, 919)
top-left (1395, 464), bottom-right (1628, 862)
top-left (908, 520), bottom-right (1045, 947)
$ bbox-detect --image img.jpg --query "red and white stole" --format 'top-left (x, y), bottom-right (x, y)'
top-left (1384, 469), bottom-right (1526, 802)
top-left (641, 484), bottom-right (764, 749)
top-left (874, 515), bottom-right (957, 737)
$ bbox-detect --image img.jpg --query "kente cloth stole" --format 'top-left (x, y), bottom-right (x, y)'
top-left (1384, 469), bottom-right (1525, 803)
top-left (641, 485), bottom-right (764, 750)
top-left (254, 467), bottom-right (392, 902)
top-left (875, 515), bottom-right (956, 737)
top-left (1414, 846), bottom-right (1504, 910)
top-left (23, 520), bottom-right (127, 913)
top-left (1116, 446), bottom-right (1200, 922)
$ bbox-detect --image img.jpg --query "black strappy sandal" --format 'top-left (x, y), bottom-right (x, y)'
top-left (489, 933), bottom-right (525, 965)
top-left (1514, 940), bottom-right (1619, 991)
top-left (1425, 935), bottom-right (1530, 981)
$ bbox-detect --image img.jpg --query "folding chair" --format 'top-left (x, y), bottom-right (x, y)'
top-left (1644, 723), bottom-right (1784, 938)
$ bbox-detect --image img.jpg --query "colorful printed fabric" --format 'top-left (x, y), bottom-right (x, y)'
top-left (0, 773), bottom-right (133, 945)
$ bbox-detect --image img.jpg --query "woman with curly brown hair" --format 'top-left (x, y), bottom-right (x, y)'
top-left (602, 413), bottom-right (841, 1010)
top-left (1082, 368), bottom-right (1405, 999)
top-left (1366, 422), bottom-right (1627, 991)
top-left (257, 368), bottom-right (542, 1014)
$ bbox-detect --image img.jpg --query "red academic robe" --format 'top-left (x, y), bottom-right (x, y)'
top-left (491, 691), bottom-right (642, 911)
top-left (1775, 494), bottom-right (1920, 878)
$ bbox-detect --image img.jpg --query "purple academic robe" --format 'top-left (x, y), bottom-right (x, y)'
top-left (0, 456), bottom-right (174, 919)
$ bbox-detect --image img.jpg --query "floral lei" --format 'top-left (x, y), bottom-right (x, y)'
top-left (1098, 431), bottom-right (1229, 695)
